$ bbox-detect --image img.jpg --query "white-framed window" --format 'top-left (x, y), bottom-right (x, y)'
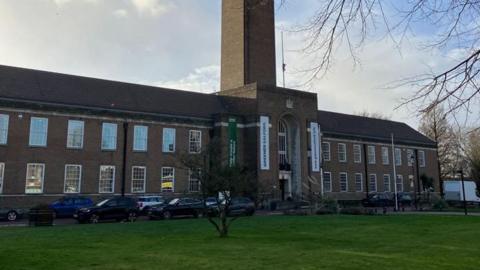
top-left (0, 163), bottom-right (4, 194)
top-left (355, 173), bottom-right (363, 192)
top-left (29, 117), bottom-right (48, 147)
top-left (418, 150), bottom-right (426, 167)
top-left (189, 130), bottom-right (202, 154)
top-left (369, 174), bottom-right (377, 192)
top-left (99, 165), bottom-right (115, 193)
top-left (383, 174), bottom-right (391, 192)
top-left (353, 144), bottom-right (362, 163)
top-left (101, 123), bottom-right (117, 150)
top-left (67, 120), bottom-right (84, 149)
top-left (64, 165), bottom-right (82, 193)
top-left (339, 172), bottom-right (348, 192)
top-left (133, 125), bottom-right (148, 152)
top-left (162, 128), bottom-right (176, 153)
top-left (323, 172), bottom-right (332, 192)
top-left (395, 148), bottom-right (402, 166)
top-left (367, 145), bottom-right (376, 164)
top-left (25, 163), bottom-right (44, 194)
top-left (189, 169), bottom-right (201, 192)
top-left (131, 166), bottom-right (146, 193)
top-left (382, 147), bottom-right (389, 165)
top-left (322, 142), bottom-right (331, 161)
top-left (407, 149), bottom-right (414, 166)
top-left (338, 143), bottom-right (347, 162)
top-left (0, 114), bottom-right (9, 145)
top-left (396, 174), bottom-right (404, 192)
top-left (161, 167), bottom-right (175, 192)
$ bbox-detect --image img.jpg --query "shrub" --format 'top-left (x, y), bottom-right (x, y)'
top-left (315, 208), bottom-right (335, 215)
top-left (339, 207), bottom-right (365, 215)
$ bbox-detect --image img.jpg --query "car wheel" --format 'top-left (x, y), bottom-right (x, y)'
top-left (163, 211), bottom-right (172, 220)
top-left (7, 211), bottom-right (17, 222)
top-left (127, 212), bottom-right (137, 222)
top-left (89, 214), bottom-right (100, 224)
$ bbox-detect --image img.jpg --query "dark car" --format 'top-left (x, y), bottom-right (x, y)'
top-left (397, 193), bottom-right (413, 207)
top-left (148, 198), bottom-right (203, 219)
top-left (74, 197), bottom-right (138, 224)
top-left (362, 193), bottom-right (394, 207)
top-left (49, 197), bottom-right (94, 218)
top-left (0, 208), bottom-right (25, 221)
top-left (207, 197), bottom-right (256, 217)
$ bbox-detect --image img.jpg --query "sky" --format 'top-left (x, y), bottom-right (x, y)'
top-left (0, 0), bottom-right (466, 128)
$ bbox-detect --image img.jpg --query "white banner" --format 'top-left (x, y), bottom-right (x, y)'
top-left (310, 122), bottom-right (321, 172)
top-left (260, 116), bottom-right (270, 170)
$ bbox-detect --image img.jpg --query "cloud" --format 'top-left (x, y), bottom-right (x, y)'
top-left (153, 65), bottom-right (220, 93)
top-left (131, 0), bottom-right (174, 17)
top-left (113, 9), bottom-right (128, 18)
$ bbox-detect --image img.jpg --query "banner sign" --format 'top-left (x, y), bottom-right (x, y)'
top-left (310, 122), bottom-right (321, 172)
top-left (260, 116), bottom-right (270, 170)
top-left (228, 118), bottom-right (237, 167)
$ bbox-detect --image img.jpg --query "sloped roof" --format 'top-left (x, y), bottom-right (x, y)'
top-left (0, 65), bottom-right (227, 119)
top-left (318, 110), bottom-right (436, 147)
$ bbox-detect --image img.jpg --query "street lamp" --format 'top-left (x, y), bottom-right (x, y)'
top-left (410, 154), bottom-right (417, 210)
top-left (456, 170), bottom-right (468, 216)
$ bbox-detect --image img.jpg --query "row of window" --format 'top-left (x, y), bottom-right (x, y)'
top-left (1, 163), bottom-right (200, 195)
top-left (0, 114), bottom-right (202, 153)
top-left (323, 172), bottom-right (407, 193)
top-left (322, 142), bottom-right (426, 167)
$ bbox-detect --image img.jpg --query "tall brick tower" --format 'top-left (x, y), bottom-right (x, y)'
top-left (220, 0), bottom-right (277, 91)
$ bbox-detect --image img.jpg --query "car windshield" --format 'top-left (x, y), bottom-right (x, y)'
top-left (96, 199), bottom-right (110, 206)
top-left (169, 198), bottom-right (180, 205)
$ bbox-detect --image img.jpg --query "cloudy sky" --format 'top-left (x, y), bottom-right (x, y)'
top-left (0, 0), bottom-right (465, 128)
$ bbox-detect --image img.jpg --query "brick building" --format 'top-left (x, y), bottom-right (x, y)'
top-left (0, 0), bottom-right (439, 207)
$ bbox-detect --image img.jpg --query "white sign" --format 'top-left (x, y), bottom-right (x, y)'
top-left (310, 122), bottom-right (321, 172)
top-left (260, 116), bottom-right (270, 170)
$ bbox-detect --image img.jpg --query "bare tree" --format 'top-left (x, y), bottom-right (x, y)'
top-left (464, 129), bottom-right (480, 183)
top-left (355, 110), bottom-right (391, 120)
top-left (283, 0), bottom-right (480, 123)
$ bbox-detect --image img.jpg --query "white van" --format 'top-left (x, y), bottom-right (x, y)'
top-left (444, 180), bottom-right (480, 203)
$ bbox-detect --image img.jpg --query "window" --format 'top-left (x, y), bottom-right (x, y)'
top-left (67, 120), bottom-right (84, 149)
top-left (161, 167), bottom-right (175, 192)
top-left (369, 174), bottom-right (377, 192)
top-left (322, 142), bottom-right (331, 161)
top-left (353, 145), bottom-right (362, 163)
top-left (395, 148), bottom-right (402, 166)
top-left (339, 172), bottom-right (348, 192)
top-left (101, 123), bottom-right (117, 150)
top-left (0, 163), bottom-right (4, 194)
top-left (355, 173), bottom-right (363, 192)
top-left (133, 125), bottom-right (148, 151)
top-left (396, 175), bottom-right (404, 192)
top-left (189, 169), bottom-right (201, 192)
top-left (25, 163), bottom-right (44, 194)
top-left (0, 114), bottom-right (9, 145)
top-left (378, 148), bottom-right (387, 165)
top-left (323, 172), bottom-right (332, 192)
top-left (162, 128), bottom-right (176, 153)
top-left (383, 174), bottom-right (391, 192)
top-left (407, 149), bottom-right (414, 166)
top-left (418, 150), bottom-right (426, 167)
top-left (367, 145), bottom-right (376, 164)
top-left (131, 166), bottom-right (146, 193)
top-left (99, 166), bottom-right (115, 193)
top-left (338, 143), bottom-right (347, 162)
top-left (29, 117), bottom-right (48, 147)
top-left (189, 130), bottom-right (202, 153)
top-left (64, 165), bottom-right (82, 193)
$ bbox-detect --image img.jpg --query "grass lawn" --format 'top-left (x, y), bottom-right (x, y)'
top-left (1, 215), bottom-right (479, 270)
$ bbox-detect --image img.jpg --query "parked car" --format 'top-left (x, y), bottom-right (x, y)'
top-left (148, 197), bottom-right (203, 219)
top-left (49, 196), bottom-right (94, 218)
top-left (74, 197), bottom-right (138, 224)
top-left (207, 197), bottom-right (256, 217)
top-left (137, 196), bottom-right (165, 213)
top-left (204, 197), bottom-right (218, 206)
top-left (0, 208), bottom-right (25, 221)
top-left (397, 193), bottom-right (413, 207)
top-left (362, 193), bottom-right (394, 207)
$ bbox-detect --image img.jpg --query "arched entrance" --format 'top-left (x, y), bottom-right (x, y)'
top-left (278, 114), bottom-right (301, 200)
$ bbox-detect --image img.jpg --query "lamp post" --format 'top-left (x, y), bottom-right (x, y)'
top-left (410, 154), bottom-right (417, 210)
top-left (457, 170), bottom-right (468, 216)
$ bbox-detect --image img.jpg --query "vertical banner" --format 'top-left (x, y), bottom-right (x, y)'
top-left (260, 116), bottom-right (270, 170)
top-left (228, 118), bottom-right (237, 167)
top-left (310, 122), bottom-right (321, 172)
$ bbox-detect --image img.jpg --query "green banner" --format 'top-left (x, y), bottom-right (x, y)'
top-left (228, 117), bottom-right (237, 167)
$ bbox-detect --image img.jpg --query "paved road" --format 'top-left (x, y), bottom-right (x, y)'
top-left (0, 216), bottom-right (152, 228)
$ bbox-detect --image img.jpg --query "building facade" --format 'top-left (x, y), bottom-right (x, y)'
top-left (0, 0), bottom-right (439, 207)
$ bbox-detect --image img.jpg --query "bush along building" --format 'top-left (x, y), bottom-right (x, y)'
top-left (0, 0), bottom-right (439, 208)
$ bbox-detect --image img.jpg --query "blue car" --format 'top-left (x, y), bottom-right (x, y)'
top-left (49, 197), bottom-right (94, 218)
